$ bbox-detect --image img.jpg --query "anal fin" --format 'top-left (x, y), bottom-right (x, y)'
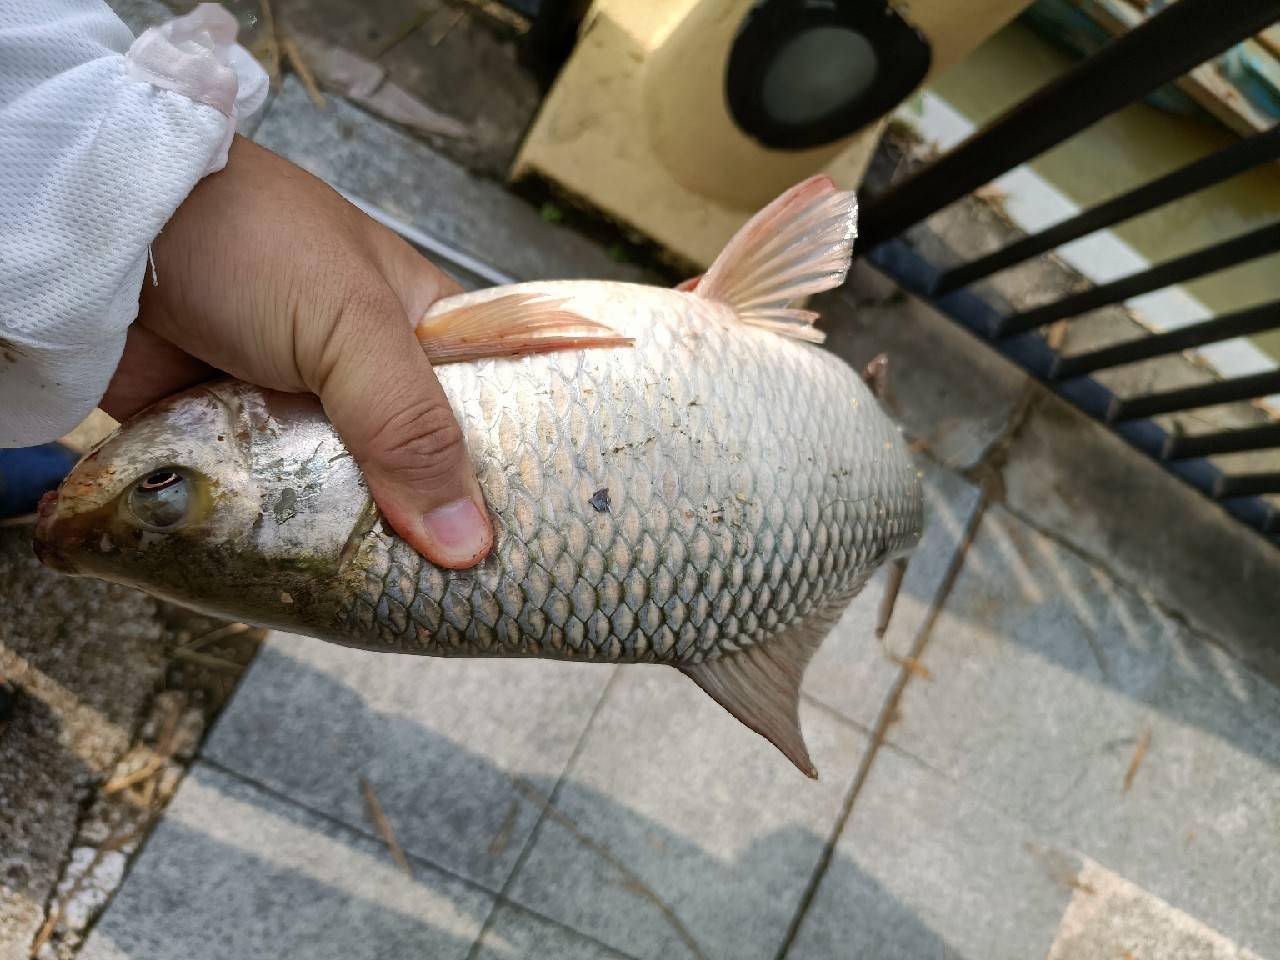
top-left (680, 604), bottom-right (848, 779)
top-left (416, 293), bottom-right (633, 364)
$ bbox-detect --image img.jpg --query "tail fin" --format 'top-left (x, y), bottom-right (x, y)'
top-left (692, 175), bottom-right (858, 344)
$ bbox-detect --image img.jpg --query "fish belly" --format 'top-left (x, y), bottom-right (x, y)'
top-left (338, 282), bottom-right (922, 664)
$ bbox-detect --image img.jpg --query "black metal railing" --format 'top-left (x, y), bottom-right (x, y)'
top-left (857, 0), bottom-right (1280, 544)
top-left (995, 222), bottom-right (1280, 338)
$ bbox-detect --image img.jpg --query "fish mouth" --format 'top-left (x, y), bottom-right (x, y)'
top-left (33, 489), bottom-right (77, 573)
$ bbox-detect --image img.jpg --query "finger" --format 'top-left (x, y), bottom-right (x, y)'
top-left (102, 325), bottom-right (216, 421)
top-left (314, 286), bottom-right (492, 569)
top-left (367, 223), bottom-right (466, 322)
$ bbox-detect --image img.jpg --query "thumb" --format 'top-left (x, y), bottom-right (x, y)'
top-left (314, 287), bottom-right (493, 569)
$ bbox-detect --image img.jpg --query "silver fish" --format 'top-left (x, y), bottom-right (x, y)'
top-left (35, 177), bottom-right (923, 776)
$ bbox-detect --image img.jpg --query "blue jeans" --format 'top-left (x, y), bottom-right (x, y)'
top-left (0, 444), bottom-right (80, 518)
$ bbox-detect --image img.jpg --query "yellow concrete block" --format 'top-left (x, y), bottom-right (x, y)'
top-left (514, 0), bottom-right (1033, 268)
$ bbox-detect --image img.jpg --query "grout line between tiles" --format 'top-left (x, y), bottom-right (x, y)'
top-left (463, 665), bottom-right (624, 960)
top-left (773, 488), bottom-right (992, 959)
top-left (192, 755), bottom-right (632, 959)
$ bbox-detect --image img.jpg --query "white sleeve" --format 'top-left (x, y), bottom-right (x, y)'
top-left (0, 1), bottom-right (267, 446)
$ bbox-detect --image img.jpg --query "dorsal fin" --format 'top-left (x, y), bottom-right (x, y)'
top-left (680, 601), bottom-right (849, 779)
top-left (416, 293), bottom-right (633, 364)
top-left (692, 175), bottom-right (858, 344)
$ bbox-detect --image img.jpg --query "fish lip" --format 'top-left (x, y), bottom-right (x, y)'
top-left (33, 489), bottom-right (77, 573)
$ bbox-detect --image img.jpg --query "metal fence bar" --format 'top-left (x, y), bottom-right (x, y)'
top-left (996, 221), bottom-right (1280, 337)
top-left (855, 0), bottom-right (1280, 250)
top-left (1049, 299), bottom-right (1280, 379)
top-left (1106, 370), bottom-right (1280, 422)
top-left (1163, 422), bottom-right (1280, 460)
top-left (932, 124), bottom-right (1280, 296)
top-left (869, 237), bottom-right (1279, 541)
top-left (1213, 472), bottom-right (1280, 498)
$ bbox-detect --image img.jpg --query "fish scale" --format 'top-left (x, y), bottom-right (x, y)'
top-left (36, 176), bottom-right (924, 776)
top-left (340, 281), bottom-right (918, 666)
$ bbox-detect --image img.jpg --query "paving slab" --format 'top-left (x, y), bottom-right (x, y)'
top-left (506, 667), bottom-right (869, 960)
top-left (1045, 859), bottom-right (1265, 960)
top-left (252, 78), bottom-right (648, 286)
top-left (805, 457), bottom-right (983, 729)
top-left (79, 763), bottom-right (492, 960)
top-left (885, 503), bottom-right (1280, 955)
top-left (473, 904), bottom-right (636, 960)
top-left (202, 633), bottom-right (614, 891)
top-left (786, 748), bottom-right (1077, 960)
top-left (1001, 389), bottom-right (1280, 683)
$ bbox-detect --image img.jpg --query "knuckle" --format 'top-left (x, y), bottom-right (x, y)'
top-left (335, 277), bottom-right (396, 338)
top-left (364, 395), bottom-right (468, 486)
top-left (307, 281), bottom-right (398, 393)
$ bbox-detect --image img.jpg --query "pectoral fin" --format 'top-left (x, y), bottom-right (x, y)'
top-left (416, 293), bottom-right (633, 364)
top-left (680, 603), bottom-right (848, 779)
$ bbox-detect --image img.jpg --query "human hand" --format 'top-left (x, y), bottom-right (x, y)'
top-left (101, 136), bottom-right (493, 569)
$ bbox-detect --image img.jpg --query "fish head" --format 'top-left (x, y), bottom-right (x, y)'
top-left (34, 379), bottom-right (365, 630)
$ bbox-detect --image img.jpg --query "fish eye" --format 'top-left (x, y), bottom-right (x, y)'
top-left (126, 469), bottom-right (192, 530)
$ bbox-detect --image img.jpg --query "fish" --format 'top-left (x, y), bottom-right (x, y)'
top-left (33, 176), bottom-right (924, 777)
